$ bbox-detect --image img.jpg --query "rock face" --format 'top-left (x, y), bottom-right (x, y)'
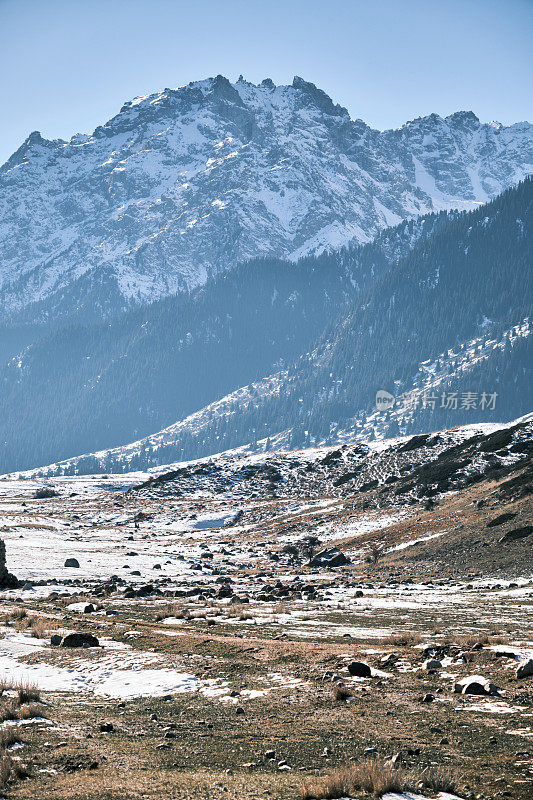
top-left (0, 540), bottom-right (18, 589)
top-left (1, 75), bottom-right (531, 324)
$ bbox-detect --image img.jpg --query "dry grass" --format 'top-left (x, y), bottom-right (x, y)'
top-left (420, 765), bottom-right (457, 793)
top-left (301, 760), bottom-right (406, 798)
top-left (0, 699), bottom-right (19, 723)
top-left (0, 726), bottom-right (20, 750)
top-left (0, 752), bottom-right (13, 791)
top-left (23, 617), bottom-right (50, 638)
top-left (18, 702), bottom-right (43, 720)
top-left (332, 684), bottom-right (352, 703)
top-left (224, 603), bottom-right (253, 620)
top-left (6, 608), bottom-right (27, 622)
top-left (367, 543), bottom-right (384, 564)
top-left (379, 630), bottom-right (422, 647)
top-left (0, 679), bottom-right (41, 705)
top-left (155, 602), bottom-right (185, 621)
top-left (17, 681), bottom-right (40, 705)
top-left (0, 696), bottom-right (42, 723)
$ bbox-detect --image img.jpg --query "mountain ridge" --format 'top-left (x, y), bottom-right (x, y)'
top-left (2, 179), bottom-right (531, 475)
top-left (1, 74), bottom-right (531, 324)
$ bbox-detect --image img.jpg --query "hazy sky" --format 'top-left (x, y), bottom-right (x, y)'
top-left (1, 0), bottom-right (531, 165)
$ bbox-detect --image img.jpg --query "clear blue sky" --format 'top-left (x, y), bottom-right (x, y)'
top-left (1, 0), bottom-right (531, 165)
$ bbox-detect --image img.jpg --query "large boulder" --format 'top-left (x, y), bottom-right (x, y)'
top-left (499, 526), bottom-right (533, 544)
top-left (60, 632), bottom-right (100, 648)
top-left (64, 558), bottom-right (80, 568)
top-left (347, 661), bottom-right (372, 678)
top-left (422, 658), bottom-right (442, 671)
top-left (453, 675), bottom-right (499, 696)
top-left (516, 659), bottom-right (533, 679)
top-left (309, 548), bottom-right (350, 568)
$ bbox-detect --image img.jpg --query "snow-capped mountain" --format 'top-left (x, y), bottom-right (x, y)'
top-left (1, 75), bottom-right (532, 322)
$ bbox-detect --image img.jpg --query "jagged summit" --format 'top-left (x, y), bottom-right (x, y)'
top-left (0, 74), bottom-right (531, 323)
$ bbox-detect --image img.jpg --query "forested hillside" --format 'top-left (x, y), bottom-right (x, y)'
top-left (0, 212), bottom-right (446, 473)
top-left (5, 180), bottom-right (531, 476)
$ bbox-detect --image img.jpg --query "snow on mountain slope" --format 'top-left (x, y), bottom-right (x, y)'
top-left (13, 317), bottom-right (530, 479)
top-left (1, 75), bottom-right (531, 321)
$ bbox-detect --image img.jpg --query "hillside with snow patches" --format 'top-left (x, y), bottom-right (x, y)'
top-left (17, 319), bottom-right (530, 479)
top-left (11, 177), bottom-right (530, 478)
top-left (1, 74), bottom-right (532, 322)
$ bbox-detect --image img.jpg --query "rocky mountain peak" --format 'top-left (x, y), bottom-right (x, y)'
top-left (0, 75), bottom-right (531, 324)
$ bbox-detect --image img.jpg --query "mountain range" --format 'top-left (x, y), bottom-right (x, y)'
top-left (0, 76), bottom-right (531, 476)
top-left (1, 75), bottom-right (532, 328)
top-left (3, 178), bottom-right (532, 476)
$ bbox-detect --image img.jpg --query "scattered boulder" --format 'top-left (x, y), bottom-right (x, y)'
top-left (454, 675), bottom-right (499, 696)
top-left (50, 634), bottom-right (62, 646)
top-left (347, 661), bottom-right (371, 678)
top-left (486, 512), bottom-right (517, 527)
top-left (99, 722), bottom-right (114, 733)
top-left (422, 658), bottom-right (442, 671)
top-left (499, 525), bottom-right (533, 544)
top-left (309, 548), bottom-right (350, 568)
top-left (516, 659), bottom-right (533, 679)
top-left (64, 558), bottom-right (80, 568)
top-left (60, 632), bottom-right (100, 648)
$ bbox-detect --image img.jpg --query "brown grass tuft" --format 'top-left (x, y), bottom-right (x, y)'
top-left (16, 681), bottom-right (40, 705)
top-left (0, 700), bottom-right (19, 724)
top-left (380, 630), bottom-right (423, 647)
top-left (0, 726), bottom-right (20, 750)
top-left (420, 765), bottom-right (457, 793)
top-left (332, 684), bottom-right (352, 703)
top-left (18, 702), bottom-right (42, 720)
top-left (0, 752), bottom-right (13, 791)
top-left (301, 760), bottom-right (405, 799)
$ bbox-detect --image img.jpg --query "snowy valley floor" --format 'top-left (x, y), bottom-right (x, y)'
top-left (0, 428), bottom-right (532, 799)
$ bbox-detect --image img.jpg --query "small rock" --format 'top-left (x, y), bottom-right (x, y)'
top-left (99, 722), bottom-right (114, 733)
top-left (64, 558), bottom-right (80, 568)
